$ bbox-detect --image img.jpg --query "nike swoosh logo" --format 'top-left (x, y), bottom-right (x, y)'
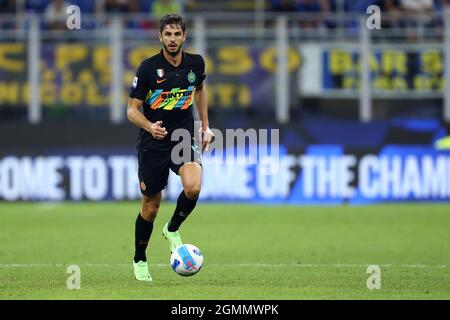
top-left (157, 79), bottom-right (166, 84)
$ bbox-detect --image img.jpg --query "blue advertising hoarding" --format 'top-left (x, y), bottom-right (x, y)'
top-left (1, 145), bottom-right (449, 203)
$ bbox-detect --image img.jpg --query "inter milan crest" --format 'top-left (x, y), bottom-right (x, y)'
top-left (157, 68), bottom-right (164, 78)
top-left (188, 70), bottom-right (196, 83)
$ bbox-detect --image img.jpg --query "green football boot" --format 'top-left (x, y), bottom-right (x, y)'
top-left (133, 260), bottom-right (152, 282)
top-left (162, 222), bottom-right (183, 253)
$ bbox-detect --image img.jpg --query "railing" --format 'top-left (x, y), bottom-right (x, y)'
top-left (0, 11), bottom-right (449, 123)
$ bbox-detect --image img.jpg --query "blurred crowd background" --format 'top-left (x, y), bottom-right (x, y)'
top-left (1, 0), bottom-right (450, 16)
top-left (1, 0), bottom-right (450, 30)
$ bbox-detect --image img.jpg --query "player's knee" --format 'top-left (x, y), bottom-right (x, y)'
top-left (141, 201), bottom-right (160, 221)
top-left (141, 206), bottom-right (159, 221)
top-left (184, 184), bottom-right (201, 200)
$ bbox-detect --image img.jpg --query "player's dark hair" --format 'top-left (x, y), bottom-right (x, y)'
top-left (159, 14), bottom-right (186, 34)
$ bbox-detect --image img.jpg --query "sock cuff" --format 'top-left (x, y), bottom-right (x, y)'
top-left (136, 212), bottom-right (153, 225)
top-left (181, 190), bottom-right (199, 203)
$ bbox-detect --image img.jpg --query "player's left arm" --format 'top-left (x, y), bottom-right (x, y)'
top-left (194, 82), bottom-right (214, 151)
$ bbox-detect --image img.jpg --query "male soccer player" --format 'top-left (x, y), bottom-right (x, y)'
top-left (127, 14), bottom-right (214, 282)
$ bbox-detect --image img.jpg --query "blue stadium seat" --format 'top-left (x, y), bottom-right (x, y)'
top-left (26, 0), bottom-right (95, 13)
top-left (25, 0), bottom-right (51, 12)
top-left (139, 0), bottom-right (154, 12)
top-left (344, 0), bottom-right (381, 12)
top-left (71, 0), bottom-right (95, 13)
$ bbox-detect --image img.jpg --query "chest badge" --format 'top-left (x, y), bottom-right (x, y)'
top-left (188, 70), bottom-right (196, 83)
top-left (157, 69), bottom-right (164, 77)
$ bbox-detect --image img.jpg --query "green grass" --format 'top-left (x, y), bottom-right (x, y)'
top-left (0, 202), bottom-right (449, 299)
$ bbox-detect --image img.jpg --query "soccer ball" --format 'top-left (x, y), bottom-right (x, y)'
top-left (170, 244), bottom-right (203, 276)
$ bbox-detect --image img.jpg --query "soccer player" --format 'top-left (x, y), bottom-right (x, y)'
top-left (127, 14), bottom-right (214, 282)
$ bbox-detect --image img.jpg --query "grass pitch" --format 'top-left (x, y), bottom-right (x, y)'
top-left (0, 202), bottom-right (449, 300)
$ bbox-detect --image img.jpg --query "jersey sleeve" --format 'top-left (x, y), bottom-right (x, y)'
top-left (197, 55), bottom-right (206, 86)
top-left (129, 62), bottom-right (150, 101)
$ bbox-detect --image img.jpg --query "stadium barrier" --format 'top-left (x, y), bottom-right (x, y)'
top-left (1, 145), bottom-right (449, 203)
top-left (1, 120), bottom-right (449, 203)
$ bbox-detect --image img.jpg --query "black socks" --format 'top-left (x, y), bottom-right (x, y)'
top-left (134, 212), bottom-right (153, 263)
top-left (167, 191), bottom-right (198, 232)
top-left (134, 190), bottom-right (197, 262)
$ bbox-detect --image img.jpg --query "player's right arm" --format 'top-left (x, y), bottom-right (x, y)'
top-left (128, 61), bottom-right (167, 140)
top-left (127, 98), bottom-right (167, 140)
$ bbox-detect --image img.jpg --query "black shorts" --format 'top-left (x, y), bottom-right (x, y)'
top-left (137, 140), bottom-right (202, 196)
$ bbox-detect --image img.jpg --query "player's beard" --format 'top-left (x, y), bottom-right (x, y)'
top-left (164, 42), bottom-right (183, 57)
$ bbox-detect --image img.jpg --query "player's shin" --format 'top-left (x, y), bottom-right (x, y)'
top-left (167, 190), bottom-right (198, 232)
top-left (134, 212), bottom-right (154, 262)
